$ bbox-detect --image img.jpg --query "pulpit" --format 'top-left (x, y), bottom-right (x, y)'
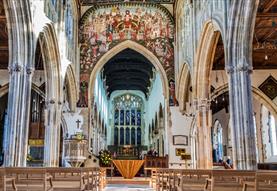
top-left (112, 160), bottom-right (144, 179)
top-left (64, 139), bottom-right (87, 167)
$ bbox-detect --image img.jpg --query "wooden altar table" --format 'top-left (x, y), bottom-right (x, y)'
top-left (112, 160), bottom-right (144, 179)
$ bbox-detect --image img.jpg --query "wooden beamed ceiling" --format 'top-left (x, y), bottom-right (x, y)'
top-left (213, 0), bottom-right (277, 70)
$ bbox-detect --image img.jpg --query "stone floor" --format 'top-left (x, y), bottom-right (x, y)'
top-left (105, 177), bottom-right (154, 191)
top-left (104, 184), bottom-right (154, 191)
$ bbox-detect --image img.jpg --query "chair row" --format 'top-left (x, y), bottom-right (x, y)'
top-left (154, 169), bottom-right (277, 191)
top-left (0, 167), bottom-right (106, 191)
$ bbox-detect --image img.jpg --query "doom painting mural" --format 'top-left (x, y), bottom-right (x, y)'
top-left (79, 3), bottom-right (175, 107)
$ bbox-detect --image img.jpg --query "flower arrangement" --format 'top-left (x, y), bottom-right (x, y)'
top-left (99, 150), bottom-right (112, 167)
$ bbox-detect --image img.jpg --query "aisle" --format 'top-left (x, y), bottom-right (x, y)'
top-left (104, 177), bottom-right (154, 191)
top-left (104, 184), bottom-right (154, 191)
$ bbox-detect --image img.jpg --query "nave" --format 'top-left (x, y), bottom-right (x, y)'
top-left (1, 0), bottom-right (277, 190)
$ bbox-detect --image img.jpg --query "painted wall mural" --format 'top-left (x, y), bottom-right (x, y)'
top-left (79, 3), bottom-right (175, 107)
top-left (82, 0), bottom-right (174, 4)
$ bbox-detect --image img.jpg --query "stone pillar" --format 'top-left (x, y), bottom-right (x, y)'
top-left (227, 0), bottom-right (259, 170)
top-left (44, 100), bottom-right (61, 167)
top-left (4, 66), bottom-right (33, 167)
top-left (194, 99), bottom-right (212, 169)
top-left (227, 67), bottom-right (257, 169)
top-left (3, 0), bottom-right (34, 167)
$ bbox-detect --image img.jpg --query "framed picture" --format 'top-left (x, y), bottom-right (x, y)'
top-left (173, 135), bottom-right (188, 146)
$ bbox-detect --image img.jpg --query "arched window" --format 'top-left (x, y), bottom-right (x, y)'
top-left (212, 120), bottom-right (223, 162)
top-left (269, 113), bottom-right (277, 156)
top-left (113, 94), bottom-right (144, 146)
top-left (131, 128), bottom-right (136, 145)
top-left (120, 127), bottom-right (124, 145)
top-left (137, 127), bottom-right (141, 145)
top-left (114, 127), bottom-right (118, 145)
top-left (125, 127), bottom-right (130, 145)
top-left (65, 0), bottom-right (74, 46)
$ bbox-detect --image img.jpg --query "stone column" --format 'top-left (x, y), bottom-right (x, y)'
top-left (194, 99), bottom-right (212, 169)
top-left (4, 66), bottom-right (33, 167)
top-left (44, 100), bottom-right (60, 167)
top-left (227, 0), bottom-right (259, 170)
top-left (227, 67), bottom-right (257, 169)
top-left (3, 0), bottom-right (34, 167)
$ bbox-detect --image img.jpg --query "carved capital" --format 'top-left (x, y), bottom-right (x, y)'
top-left (8, 64), bottom-right (22, 74)
top-left (193, 99), bottom-right (211, 111)
top-left (226, 65), bottom-right (253, 74)
top-left (25, 67), bottom-right (35, 75)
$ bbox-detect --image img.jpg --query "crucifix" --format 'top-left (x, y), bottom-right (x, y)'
top-left (76, 119), bottom-right (81, 129)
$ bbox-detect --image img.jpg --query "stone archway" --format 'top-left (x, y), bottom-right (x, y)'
top-left (211, 84), bottom-right (277, 121)
top-left (177, 63), bottom-right (191, 113)
top-left (37, 23), bottom-right (62, 167)
top-left (88, 40), bottom-right (169, 107)
top-left (192, 20), bottom-right (225, 169)
top-left (193, 20), bottom-right (224, 100)
top-left (87, 40), bottom-right (171, 155)
top-left (192, 19), bottom-right (228, 169)
top-left (64, 64), bottom-right (78, 112)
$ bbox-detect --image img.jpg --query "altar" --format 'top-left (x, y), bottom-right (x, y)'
top-left (112, 160), bottom-right (144, 179)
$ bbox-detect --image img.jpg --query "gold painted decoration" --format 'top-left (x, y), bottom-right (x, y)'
top-left (28, 139), bottom-right (44, 146)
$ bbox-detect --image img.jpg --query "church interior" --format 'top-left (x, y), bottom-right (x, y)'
top-left (1, 0), bottom-right (277, 190)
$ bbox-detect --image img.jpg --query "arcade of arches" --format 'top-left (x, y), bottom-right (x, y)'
top-left (1, 0), bottom-right (277, 189)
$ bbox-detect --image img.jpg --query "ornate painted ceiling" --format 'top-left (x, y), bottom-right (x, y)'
top-left (81, 0), bottom-right (174, 5)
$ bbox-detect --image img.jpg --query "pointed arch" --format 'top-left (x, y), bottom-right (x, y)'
top-left (88, 40), bottom-right (169, 107)
top-left (211, 84), bottom-right (277, 120)
top-left (193, 20), bottom-right (224, 99)
top-left (177, 63), bottom-right (191, 113)
top-left (37, 23), bottom-right (62, 104)
top-left (64, 64), bottom-right (78, 112)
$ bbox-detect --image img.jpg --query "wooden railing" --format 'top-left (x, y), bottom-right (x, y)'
top-left (0, 167), bottom-right (106, 191)
top-left (153, 169), bottom-right (277, 191)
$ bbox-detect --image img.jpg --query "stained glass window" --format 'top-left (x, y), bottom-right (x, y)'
top-left (131, 128), bottom-right (136, 145)
top-left (137, 110), bottom-right (141, 126)
top-left (120, 110), bottom-right (124, 125)
top-left (131, 110), bottom-right (136, 125)
top-left (114, 109), bottom-right (119, 125)
top-left (126, 127), bottom-right (130, 145)
top-left (120, 127), bottom-right (124, 145)
top-left (114, 127), bottom-right (118, 145)
top-left (137, 127), bottom-right (141, 145)
top-left (113, 94), bottom-right (144, 146)
top-left (126, 110), bottom-right (130, 125)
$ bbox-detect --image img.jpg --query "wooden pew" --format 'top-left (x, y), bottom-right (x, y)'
top-left (46, 167), bottom-right (86, 190)
top-left (205, 170), bottom-right (255, 191)
top-left (243, 170), bottom-right (277, 191)
top-left (155, 169), bottom-right (211, 191)
top-left (179, 169), bottom-right (212, 191)
top-left (0, 168), bottom-right (17, 191)
top-left (5, 167), bottom-right (53, 191)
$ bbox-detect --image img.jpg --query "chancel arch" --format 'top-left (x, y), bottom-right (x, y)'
top-left (88, 40), bottom-right (169, 108)
top-left (79, 3), bottom-right (175, 107)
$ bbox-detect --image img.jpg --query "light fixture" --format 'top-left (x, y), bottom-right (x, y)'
top-left (265, 54), bottom-right (268, 61)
